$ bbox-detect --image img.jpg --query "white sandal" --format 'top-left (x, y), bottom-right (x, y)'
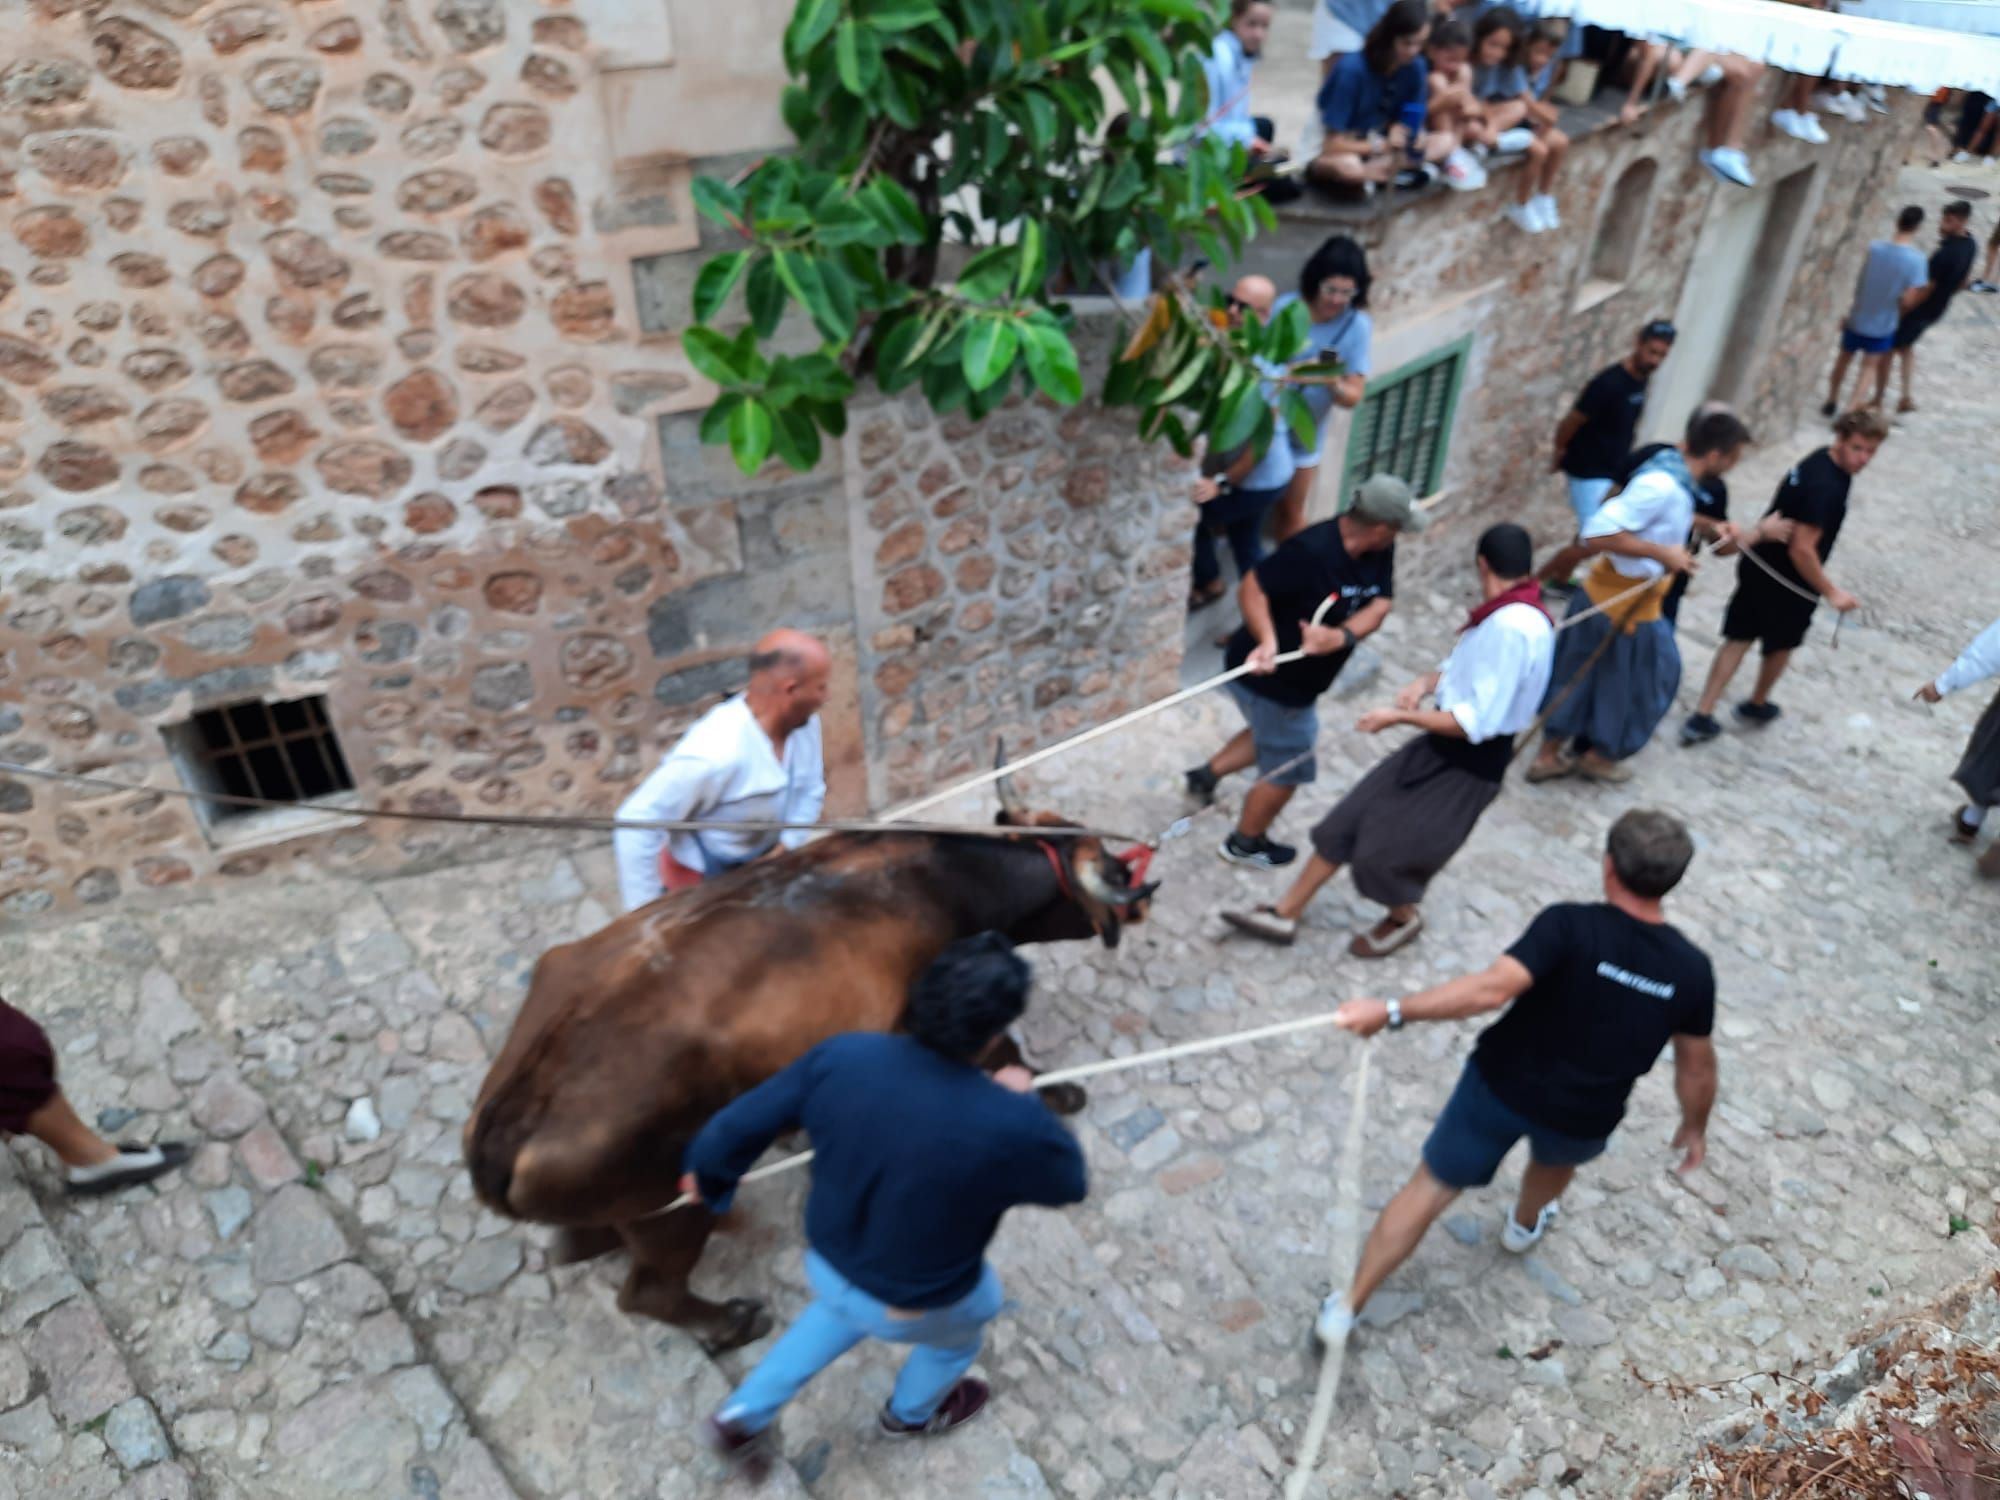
top-left (1348, 911), bottom-right (1423, 958)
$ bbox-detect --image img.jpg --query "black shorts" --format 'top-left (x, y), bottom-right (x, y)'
top-left (1894, 310), bottom-right (1939, 350)
top-left (1721, 577), bottom-right (1816, 654)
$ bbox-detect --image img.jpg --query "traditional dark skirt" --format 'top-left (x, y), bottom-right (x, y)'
top-left (0, 998), bottom-right (58, 1134)
top-left (1310, 733), bottom-right (1511, 909)
top-left (1954, 686), bottom-right (2000, 807)
top-left (1541, 600), bottom-right (1681, 761)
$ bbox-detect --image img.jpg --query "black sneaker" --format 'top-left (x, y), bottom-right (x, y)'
top-left (1970, 280), bottom-right (1998, 294)
top-left (1819, 400), bottom-right (1837, 418)
top-left (65, 1141), bottom-right (193, 1197)
top-left (1733, 700), bottom-right (1782, 726)
top-left (1680, 712), bottom-right (1722, 746)
top-left (1219, 832), bottom-right (1297, 869)
top-left (880, 1378), bottom-right (990, 1438)
top-left (1184, 764), bottom-right (1218, 806)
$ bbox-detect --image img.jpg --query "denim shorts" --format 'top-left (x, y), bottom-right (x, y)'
top-left (1840, 327), bottom-right (1895, 355)
top-left (1564, 475), bottom-right (1615, 527)
top-left (1225, 678), bottom-right (1318, 786)
top-left (1421, 1060), bottom-right (1608, 1190)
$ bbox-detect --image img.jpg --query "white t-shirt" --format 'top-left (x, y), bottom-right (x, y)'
top-left (1436, 602), bottom-right (1556, 742)
top-left (613, 696), bottom-right (827, 910)
top-left (1582, 467), bottom-right (1695, 580)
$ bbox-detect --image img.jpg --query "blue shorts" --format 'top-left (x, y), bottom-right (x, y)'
top-left (1840, 327), bottom-right (1895, 355)
top-left (1421, 1061), bottom-right (1608, 1190)
top-left (1564, 475), bottom-right (1615, 528)
top-left (1225, 678), bottom-right (1318, 786)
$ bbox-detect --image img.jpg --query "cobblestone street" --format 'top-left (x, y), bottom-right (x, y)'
top-left (6, 174), bottom-right (2000, 1500)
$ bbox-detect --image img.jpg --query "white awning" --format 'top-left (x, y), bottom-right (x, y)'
top-left (1534, 0), bottom-right (2000, 92)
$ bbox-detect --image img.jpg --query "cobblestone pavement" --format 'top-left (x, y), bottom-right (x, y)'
top-left (6, 179), bottom-right (1999, 1500)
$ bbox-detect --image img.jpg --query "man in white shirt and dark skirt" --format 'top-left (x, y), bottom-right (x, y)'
top-left (1220, 523), bottom-right (1555, 958)
top-left (614, 629), bottom-right (831, 910)
top-left (1915, 612), bottom-right (2000, 869)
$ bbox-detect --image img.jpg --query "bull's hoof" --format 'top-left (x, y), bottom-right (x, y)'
top-left (698, 1298), bottom-right (774, 1355)
top-left (1039, 1081), bottom-right (1088, 1116)
top-left (550, 1225), bottom-right (623, 1267)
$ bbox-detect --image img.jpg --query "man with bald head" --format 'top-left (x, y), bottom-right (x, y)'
top-left (614, 629), bottom-right (831, 910)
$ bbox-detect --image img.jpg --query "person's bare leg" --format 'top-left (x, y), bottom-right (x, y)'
top-left (1237, 780), bottom-right (1296, 840)
top-left (1866, 351), bottom-right (1891, 408)
top-left (1747, 648), bottom-right (1793, 707)
top-left (1511, 1160), bottom-right (1577, 1230)
top-left (24, 1092), bottom-right (117, 1170)
top-left (1517, 139), bottom-right (1546, 205)
top-left (1825, 347), bottom-right (1854, 409)
top-left (1897, 346), bottom-right (1916, 408)
top-left (1342, 1164), bottom-right (1460, 1315)
top-left (1274, 464), bottom-right (1316, 541)
top-left (1209, 730), bottom-right (1257, 779)
top-left (1694, 638), bottom-right (1754, 716)
top-left (1538, 131), bottom-right (1569, 195)
top-left (1308, 150), bottom-right (1381, 188)
top-left (1712, 60), bottom-right (1760, 149)
top-left (1271, 853), bottom-right (1342, 920)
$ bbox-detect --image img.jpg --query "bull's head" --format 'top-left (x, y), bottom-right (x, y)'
top-left (994, 741), bottom-right (1159, 948)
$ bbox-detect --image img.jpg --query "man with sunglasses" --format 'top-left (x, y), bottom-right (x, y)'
top-left (1551, 320), bottom-right (1676, 530)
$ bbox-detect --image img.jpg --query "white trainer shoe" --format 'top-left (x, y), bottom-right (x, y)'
top-left (1801, 112), bottom-right (1830, 144)
top-left (1504, 200), bottom-right (1543, 234)
top-left (1701, 147), bottom-right (1756, 187)
top-left (1531, 193), bottom-right (1560, 230)
top-left (1315, 1294), bottom-right (1357, 1345)
top-left (1500, 1200), bottom-right (1560, 1254)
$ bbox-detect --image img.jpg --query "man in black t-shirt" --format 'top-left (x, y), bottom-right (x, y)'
top-left (1681, 408), bottom-right (1888, 745)
top-left (1891, 200), bottom-right (1977, 414)
top-left (1312, 810), bottom-right (1718, 1347)
top-left (1185, 474), bottom-right (1425, 869)
top-left (1552, 319), bottom-right (1676, 527)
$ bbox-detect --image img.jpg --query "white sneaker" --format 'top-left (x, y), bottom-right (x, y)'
top-left (1864, 84), bottom-right (1889, 113)
top-left (1314, 1294), bottom-right (1357, 1345)
top-left (1701, 146), bottom-right (1756, 187)
top-left (1500, 1200), bottom-right (1560, 1253)
top-left (1493, 126), bottom-right (1535, 155)
top-left (1772, 109), bottom-right (1810, 141)
top-left (1532, 193), bottom-right (1560, 230)
top-left (1811, 91), bottom-right (1845, 116)
top-left (1665, 75), bottom-right (1688, 105)
top-left (1801, 112), bottom-right (1830, 145)
top-left (1697, 63), bottom-right (1725, 87)
top-left (1952, 149), bottom-right (1974, 163)
top-left (1505, 200), bottom-right (1543, 234)
top-left (1443, 145), bottom-right (1488, 191)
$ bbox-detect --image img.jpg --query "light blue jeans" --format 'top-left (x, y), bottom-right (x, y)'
top-left (719, 1250), bottom-right (1005, 1433)
top-left (1565, 475), bottom-right (1616, 528)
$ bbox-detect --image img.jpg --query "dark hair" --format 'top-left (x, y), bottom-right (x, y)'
top-left (748, 646), bottom-right (804, 676)
top-left (1298, 234), bottom-right (1372, 308)
top-left (903, 933), bottom-right (1031, 1062)
top-left (1640, 318), bottom-right (1677, 343)
top-left (1833, 407), bottom-right (1892, 442)
top-left (1475, 522), bottom-right (1533, 580)
top-left (1896, 204), bottom-right (1925, 232)
top-left (1472, 6), bottom-right (1521, 51)
top-left (1229, 0), bottom-right (1270, 18)
top-left (1363, 0), bottom-right (1430, 75)
top-left (1943, 198), bottom-right (1973, 220)
top-left (1429, 17), bottom-right (1472, 51)
top-left (1523, 17), bottom-right (1566, 52)
top-left (1607, 809), bottom-right (1694, 899)
top-left (1685, 409), bottom-right (1750, 457)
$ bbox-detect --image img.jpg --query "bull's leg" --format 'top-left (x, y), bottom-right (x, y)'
top-left (977, 1033), bottom-right (1088, 1117)
top-left (616, 1211), bottom-right (775, 1355)
top-left (550, 1225), bottom-right (623, 1266)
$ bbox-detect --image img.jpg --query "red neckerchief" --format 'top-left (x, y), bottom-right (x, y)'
top-left (1462, 580), bottom-right (1551, 633)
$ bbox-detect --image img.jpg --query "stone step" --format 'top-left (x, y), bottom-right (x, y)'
top-left (138, 856), bottom-right (810, 1500)
top-left (0, 914), bottom-right (517, 1500)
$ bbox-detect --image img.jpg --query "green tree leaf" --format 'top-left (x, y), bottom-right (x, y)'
top-left (771, 404), bottom-right (824, 469)
top-left (955, 243), bottom-right (1018, 302)
top-left (690, 176), bottom-right (744, 230)
top-left (728, 398), bottom-right (775, 475)
top-left (1281, 389), bottom-right (1319, 453)
top-left (699, 392), bottom-right (744, 445)
top-left (836, 21), bottom-right (883, 95)
top-left (746, 256), bottom-right (786, 337)
top-left (692, 250), bottom-right (749, 324)
top-left (1020, 321), bottom-right (1083, 404)
top-left (962, 317), bottom-right (1020, 392)
top-left (1136, 0), bottom-right (1211, 25)
top-left (1014, 219), bottom-right (1045, 298)
top-left (1213, 377), bottom-right (1266, 452)
top-left (856, 0), bottom-right (942, 30)
top-left (684, 326), bottom-right (749, 386)
top-left (787, 0), bottom-right (841, 61)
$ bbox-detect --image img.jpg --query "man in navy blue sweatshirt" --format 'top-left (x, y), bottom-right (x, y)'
top-left (684, 932), bottom-right (1089, 1461)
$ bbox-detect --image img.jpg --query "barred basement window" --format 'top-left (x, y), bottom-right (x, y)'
top-left (163, 695), bottom-right (354, 834)
top-left (1340, 335), bottom-right (1470, 499)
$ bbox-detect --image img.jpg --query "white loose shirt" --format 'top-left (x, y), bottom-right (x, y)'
top-left (1200, 30), bottom-right (1259, 148)
top-left (613, 696), bottom-right (826, 911)
top-left (1935, 615), bottom-right (2000, 698)
top-left (1582, 467), bottom-right (1695, 581)
top-left (1436, 602), bottom-right (1557, 743)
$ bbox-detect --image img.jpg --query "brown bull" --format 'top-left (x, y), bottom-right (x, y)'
top-left (464, 805), bottom-right (1155, 1353)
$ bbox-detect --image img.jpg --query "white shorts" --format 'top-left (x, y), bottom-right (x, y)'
top-left (1310, 7), bottom-right (1365, 61)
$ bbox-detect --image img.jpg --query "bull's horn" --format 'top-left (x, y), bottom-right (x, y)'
top-left (1074, 856), bottom-right (1127, 909)
top-left (994, 739), bottom-right (1026, 818)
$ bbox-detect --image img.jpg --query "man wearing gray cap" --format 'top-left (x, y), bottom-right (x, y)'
top-left (1187, 473), bottom-right (1427, 869)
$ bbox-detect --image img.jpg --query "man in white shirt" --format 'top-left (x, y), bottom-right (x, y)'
top-left (614, 629), bottom-right (831, 911)
top-left (1220, 524), bottom-right (1554, 958)
top-left (1527, 410), bottom-right (1750, 786)
top-left (1915, 613), bottom-right (2000, 858)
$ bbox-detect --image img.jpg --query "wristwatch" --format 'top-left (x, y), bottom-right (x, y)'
top-left (1385, 998), bottom-right (1404, 1031)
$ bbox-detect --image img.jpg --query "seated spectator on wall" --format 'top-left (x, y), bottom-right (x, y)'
top-left (1423, 19), bottom-right (1490, 190)
top-left (1769, 0), bottom-right (1832, 145)
top-left (1311, 0), bottom-right (1395, 80)
top-left (1309, 0), bottom-right (1454, 193)
top-left (1473, 18), bottom-right (1568, 234)
top-left (1202, 0), bottom-right (1280, 164)
top-left (1618, 42), bottom-right (1764, 188)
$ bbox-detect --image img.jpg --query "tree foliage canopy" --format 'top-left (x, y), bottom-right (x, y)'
top-left (684, 0), bottom-right (1319, 475)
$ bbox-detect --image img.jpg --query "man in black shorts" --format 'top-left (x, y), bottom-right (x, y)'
top-left (1891, 199), bottom-right (1976, 414)
top-left (1681, 408), bottom-right (1888, 745)
top-left (1313, 809), bottom-right (1717, 1345)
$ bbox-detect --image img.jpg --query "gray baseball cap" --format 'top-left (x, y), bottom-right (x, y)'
top-left (1348, 473), bottom-right (1429, 532)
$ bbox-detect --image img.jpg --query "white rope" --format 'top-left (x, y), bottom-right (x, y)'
top-left (1284, 1041), bottom-right (1375, 1500)
top-left (642, 1006), bottom-right (1357, 1220)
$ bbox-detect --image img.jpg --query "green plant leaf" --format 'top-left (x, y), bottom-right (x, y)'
top-left (955, 243), bottom-right (1018, 302)
top-left (773, 250), bottom-right (842, 341)
top-left (771, 404), bottom-right (824, 470)
top-left (1212, 378), bottom-right (1265, 452)
top-left (1135, 0), bottom-right (1210, 25)
top-left (745, 256), bottom-right (786, 337)
top-left (1153, 344), bottom-right (1210, 408)
top-left (1015, 219), bottom-right (1045, 298)
top-left (1020, 321), bottom-right (1083, 404)
top-left (1281, 389), bottom-right (1319, 452)
top-left (962, 317), bottom-right (1020, 392)
top-left (787, 0), bottom-right (841, 60)
top-left (868, 178), bottom-right (930, 243)
top-left (690, 176), bottom-right (745, 230)
top-left (683, 326), bottom-right (749, 386)
top-left (836, 21), bottom-right (883, 95)
top-left (692, 250), bottom-right (749, 324)
top-left (728, 398), bottom-right (774, 475)
top-left (1023, 89), bottom-right (1058, 151)
top-left (699, 392), bottom-right (745, 444)
top-left (857, 0), bottom-right (942, 30)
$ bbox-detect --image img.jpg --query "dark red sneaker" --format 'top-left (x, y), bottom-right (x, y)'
top-left (701, 1414), bottom-right (770, 1478)
top-left (878, 1378), bottom-right (990, 1439)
